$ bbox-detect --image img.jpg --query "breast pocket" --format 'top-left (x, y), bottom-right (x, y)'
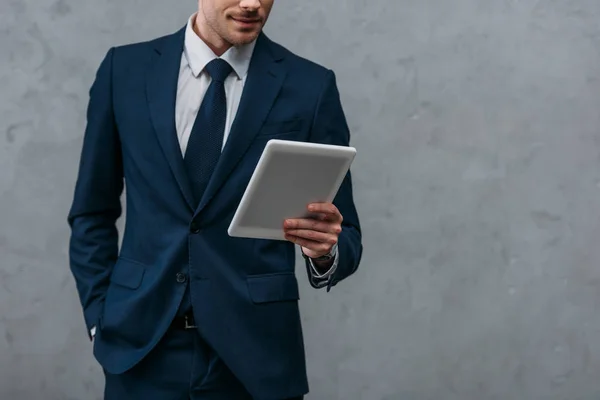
top-left (256, 119), bottom-right (304, 140)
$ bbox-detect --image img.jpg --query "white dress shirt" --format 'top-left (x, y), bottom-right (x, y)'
top-left (91, 14), bottom-right (337, 338)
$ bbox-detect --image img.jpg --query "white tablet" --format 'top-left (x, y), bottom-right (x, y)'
top-left (228, 139), bottom-right (357, 240)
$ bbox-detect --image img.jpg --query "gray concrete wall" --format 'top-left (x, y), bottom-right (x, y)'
top-left (2, 0), bottom-right (600, 399)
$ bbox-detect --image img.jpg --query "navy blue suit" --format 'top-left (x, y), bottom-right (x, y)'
top-left (68, 25), bottom-right (362, 399)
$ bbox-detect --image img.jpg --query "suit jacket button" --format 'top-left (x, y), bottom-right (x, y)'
top-left (176, 272), bottom-right (187, 283)
top-left (190, 221), bottom-right (200, 234)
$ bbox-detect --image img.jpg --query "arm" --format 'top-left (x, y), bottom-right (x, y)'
top-left (285, 70), bottom-right (363, 291)
top-left (67, 47), bottom-right (123, 338)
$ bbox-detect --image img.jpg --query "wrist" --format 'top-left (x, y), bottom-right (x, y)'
top-left (301, 243), bottom-right (337, 262)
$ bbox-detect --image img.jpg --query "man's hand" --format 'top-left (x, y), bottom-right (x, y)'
top-left (283, 202), bottom-right (343, 259)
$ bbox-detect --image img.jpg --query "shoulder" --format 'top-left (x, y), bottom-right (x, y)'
top-left (265, 35), bottom-right (334, 82)
top-left (107, 26), bottom-right (185, 66)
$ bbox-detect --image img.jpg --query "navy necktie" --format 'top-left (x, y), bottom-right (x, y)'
top-left (184, 58), bottom-right (233, 207)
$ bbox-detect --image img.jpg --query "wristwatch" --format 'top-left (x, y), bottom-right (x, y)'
top-left (302, 243), bottom-right (337, 262)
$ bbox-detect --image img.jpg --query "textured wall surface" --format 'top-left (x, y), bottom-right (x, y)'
top-left (2, 0), bottom-right (600, 399)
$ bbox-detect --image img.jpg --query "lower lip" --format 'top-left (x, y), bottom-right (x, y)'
top-left (232, 18), bottom-right (260, 28)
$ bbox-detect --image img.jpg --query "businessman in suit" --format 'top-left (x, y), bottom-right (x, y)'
top-left (67, 0), bottom-right (362, 398)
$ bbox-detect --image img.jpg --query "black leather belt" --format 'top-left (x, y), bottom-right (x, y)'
top-left (171, 312), bottom-right (197, 330)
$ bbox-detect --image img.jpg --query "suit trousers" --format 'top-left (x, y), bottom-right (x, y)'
top-left (103, 325), bottom-right (304, 400)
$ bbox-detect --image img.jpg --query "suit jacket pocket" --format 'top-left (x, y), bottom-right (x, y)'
top-left (109, 257), bottom-right (146, 289)
top-left (246, 272), bottom-right (300, 303)
top-left (256, 119), bottom-right (303, 139)
top-left (101, 258), bottom-right (147, 333)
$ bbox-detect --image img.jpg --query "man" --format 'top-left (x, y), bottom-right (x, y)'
top-left (67, 0), bottom-right (362, 398)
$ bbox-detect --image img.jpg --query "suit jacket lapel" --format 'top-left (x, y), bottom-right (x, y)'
top-left (146, 27), bottom-right (196, 212)
top-left (195, 33), bottom-right (286, 215)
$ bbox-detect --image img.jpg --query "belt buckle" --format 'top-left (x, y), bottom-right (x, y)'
top-left (184, 314), bottom-right (196, 329)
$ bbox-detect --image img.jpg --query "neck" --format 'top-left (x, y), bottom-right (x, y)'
top-left (193, 13), bottom-right (231, 57)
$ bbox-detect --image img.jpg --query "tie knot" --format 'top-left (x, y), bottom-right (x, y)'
top-left (205, 59), bottom-right (233, 82)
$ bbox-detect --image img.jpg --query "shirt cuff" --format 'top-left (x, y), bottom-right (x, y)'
top-left (308, 245), bottom-right (339, 279)
top-left (90, 326), bottom-right (96, 339)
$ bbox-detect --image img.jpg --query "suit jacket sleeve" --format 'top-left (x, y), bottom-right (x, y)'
top-left (67, 47), bottom-right (124, 337)
top-left (306, 69), bottom-right (363, 291)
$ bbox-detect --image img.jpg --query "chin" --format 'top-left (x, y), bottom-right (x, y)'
top-left (228, 31), bottom-right (260, 46)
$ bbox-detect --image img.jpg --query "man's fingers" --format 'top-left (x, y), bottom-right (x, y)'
top-left (284, 233), bottom-right (332, 253)
top-left (283, 202), bottom-right (343, 254)
top-left (284, 218), bottom-right (334, 233)
top-left (284, 229), bottom-right (337, 245)
top-left (307, 203), bottom-right (343, 222)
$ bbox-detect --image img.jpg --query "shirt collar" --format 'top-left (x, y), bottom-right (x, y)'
top-left (183, 13), bottom-right (256, 79)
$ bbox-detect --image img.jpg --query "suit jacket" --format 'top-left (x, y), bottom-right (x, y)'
top-left (68, 25), bottom-right (362, 399)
